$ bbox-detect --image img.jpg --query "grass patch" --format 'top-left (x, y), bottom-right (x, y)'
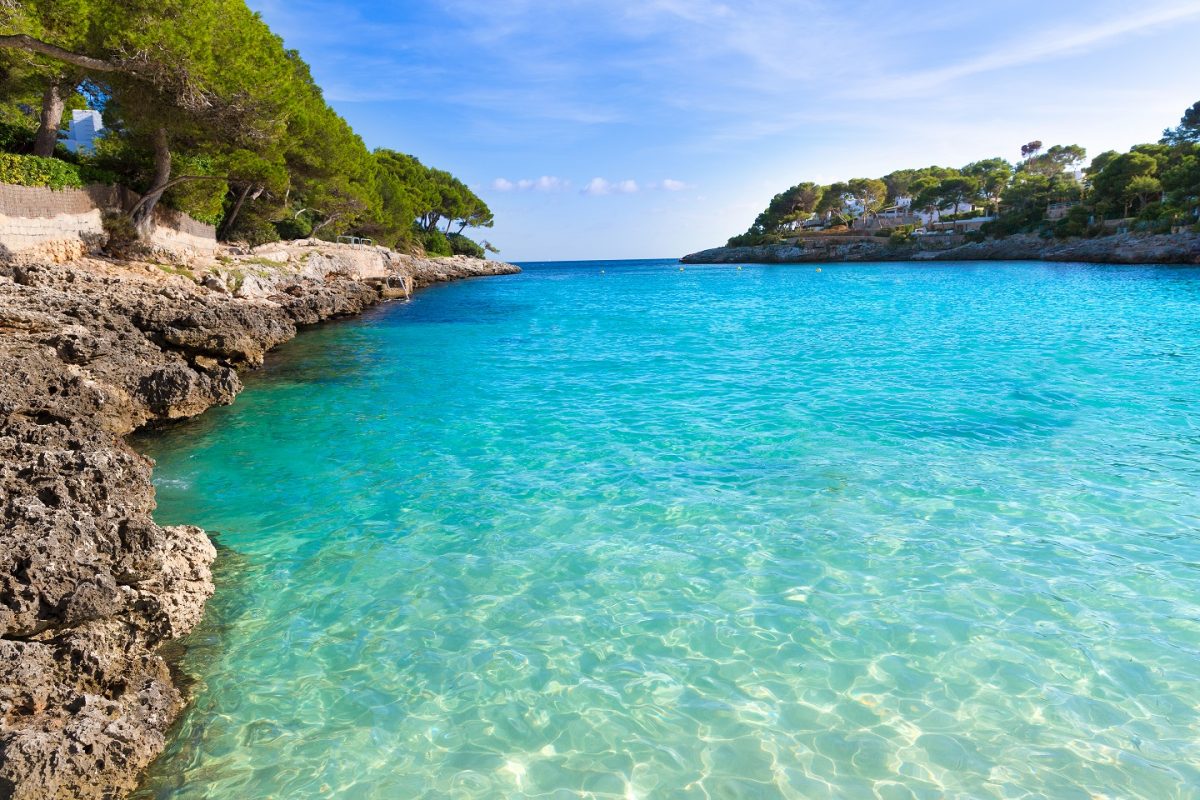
top-left (241, 256), bottom-right (288, 269)
top-left (153, 263), bottom-right (197, 282)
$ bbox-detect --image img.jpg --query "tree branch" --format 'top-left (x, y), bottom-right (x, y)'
top-left (0, 34), bottom-right (216, 113)
top-left (127, 175), bottom-right (229, 220)
top-left (0, 33), bottom-right (120, 72)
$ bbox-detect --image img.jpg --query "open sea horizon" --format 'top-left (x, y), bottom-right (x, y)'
top-left (133, 259), bottom-right (1200, 799)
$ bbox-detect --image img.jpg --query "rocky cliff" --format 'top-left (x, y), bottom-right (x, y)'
top-left (681, 231), bottom-right (1200, 265)
top-left (0, 243), bottom-right (519, 799)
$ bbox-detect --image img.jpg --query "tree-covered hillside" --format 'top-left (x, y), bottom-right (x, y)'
top-left (0, 0), bottom-right (494, 255)
top-left (730, 102), bottom-right (1200, 247)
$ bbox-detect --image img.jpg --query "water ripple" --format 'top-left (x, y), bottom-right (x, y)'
top-left (134, 260), bottom-right (1200, 799)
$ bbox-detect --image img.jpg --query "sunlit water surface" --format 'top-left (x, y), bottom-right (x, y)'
top-left (133, 260), bottom-right (1200, 799)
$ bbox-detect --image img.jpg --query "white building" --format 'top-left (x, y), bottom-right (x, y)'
top-left (891, 195), bottom-right (977, 225)
top-left (63, 110), bottom-right (103, 154)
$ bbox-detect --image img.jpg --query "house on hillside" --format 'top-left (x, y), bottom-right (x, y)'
top-left (852, 195), bottom-right (980, 231)
top-left (63, 110), bottom-right (104, 155)
top-left (1046, 201), bottom-right (1079, 221)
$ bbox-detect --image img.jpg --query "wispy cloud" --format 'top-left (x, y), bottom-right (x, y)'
top-left (493, 176), bottom-right (571, 192)
top-left (583, 178), bottom-right (640, 196)
top-left (866, 3), bottom-right (1200, 98)
top-left (651, 178), bottom-right (688, 191)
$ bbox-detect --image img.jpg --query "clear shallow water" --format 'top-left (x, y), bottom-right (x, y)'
top-left (132, 259), bottom-right (1200, 799)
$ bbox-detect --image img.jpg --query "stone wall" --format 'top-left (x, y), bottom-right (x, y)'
top-left (146, 207), bottom-right (220, 259)
top-left (0, 183), bottom-right (216, 261)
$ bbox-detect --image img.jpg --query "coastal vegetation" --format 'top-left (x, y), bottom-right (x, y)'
top-left (0, 0), bottom-right (494, 255)
top-left (729, 101), bottom-right (1200, 247)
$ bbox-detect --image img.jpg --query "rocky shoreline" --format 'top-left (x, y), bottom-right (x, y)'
top-left (0, 243), bottom-right (519, 800)
top-left (681, 231), bottom-right (1200, 265)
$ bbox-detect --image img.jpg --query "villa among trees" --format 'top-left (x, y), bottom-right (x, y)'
top-left (729, 102), bottom-right (1200, 247)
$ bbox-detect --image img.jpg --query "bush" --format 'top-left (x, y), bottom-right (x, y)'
top-left (0, 152), bottom-right (86, 190)
top-left (1136, 201), bottom-right (1168, 222)
top-left (939, 209), bottom-right (985, 223)
top-left (447, 233), bottom-right (484, 258)
top-left (0, 152), bottom-right (119, 190)
top-left (984, 207), bottom-right (1043, 238)
top-left (223, 208), bottom-right (281, 247)
top-left (1132, 216), bottom-right (1173, 235)
top-left (725, 231), bottom-right (783, 247)
top-left (274, 214), bottom-right (313, 241)
top-left (0, 121), bottom-right (36, 154)
top-left (1054, 205), bottom-right (1091, 239)
top-left (77, 162), bottom-right (120, 186)
top-left (419, 229), bottom-right (452, 257)
top-left (101, 211), bottom-right (139, 256)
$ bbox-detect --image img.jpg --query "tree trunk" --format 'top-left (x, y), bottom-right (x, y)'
top-left (33, 80), bottom-right (66, 157)
top-left (219, 183), bottom-right (253, 240)
top-left (132, 127), bottom-right (172, 237)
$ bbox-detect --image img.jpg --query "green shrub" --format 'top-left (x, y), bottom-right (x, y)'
top-left (0, 152), bottom-right (85, 190)
top-left (419, 229), bottom-right (452, 257)
top-left (101, 211), bottom-right (139, 255)
top-left (1054, 205), bottom-right (1090, 239)
top-left (223, 208), bottom-right (281, 247)
top-left (391, 229), bottom-right (422, 254)
top-left (0, 121), bottom-right (37, 154)
top-left (77, 162), bottom-right (120, 186)
top-left (1132, 216), bottom-right (1173, 234)
top-left (0, 152), bottom-right (119, 190)
top-left (725, 231), bottom-right (783, 247)
top-left (274, 214), bottom-right (313, 241)
top-left (447, 233), bottom-right (484, 258)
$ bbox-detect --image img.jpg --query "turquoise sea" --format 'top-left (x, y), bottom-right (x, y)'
top-left (133, 259), bottom-right (1200, 799)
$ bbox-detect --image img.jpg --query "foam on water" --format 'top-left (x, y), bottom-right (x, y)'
top-left (133, 260), bottom-right (1200, 799)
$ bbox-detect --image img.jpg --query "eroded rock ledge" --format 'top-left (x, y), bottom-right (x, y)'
top-left (0, 243), bottom-right (519, 799)
top-left (681, 231), bottom-right (1200, 264)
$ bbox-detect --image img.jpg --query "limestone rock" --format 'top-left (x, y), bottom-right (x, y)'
top-left (680, 230), bottom-right (1200, 265)
top-left (0, 251), bottom-right (518, 799)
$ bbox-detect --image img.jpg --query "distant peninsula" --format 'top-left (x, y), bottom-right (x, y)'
top-left (684, 101), bottom-right (1200, 265)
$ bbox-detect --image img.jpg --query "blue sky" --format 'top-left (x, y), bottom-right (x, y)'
top-left (249, 0), bottom-right (1200, 261)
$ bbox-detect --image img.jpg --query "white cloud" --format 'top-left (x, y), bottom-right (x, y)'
top-left (493, 176), bottom-right (570, 192)
top-left (654, 178), bottom-right (688, 191)
top-left (583, 178), bottom-right (640, 195)
top-left (583, 178), bottom-right (613, 195)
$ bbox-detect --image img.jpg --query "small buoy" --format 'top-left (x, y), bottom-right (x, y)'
top-left (679, 267), bottom-right (685, 272)
top-left (816, 268), bottom-right (822, 272)
top-left (737, 266), bottom-right (743, 271)
top-left (600, 270), bottom-right (605, 274)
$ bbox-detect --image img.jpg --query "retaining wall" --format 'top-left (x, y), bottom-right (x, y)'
top-left (0, 183), bottom-right (216, 261)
